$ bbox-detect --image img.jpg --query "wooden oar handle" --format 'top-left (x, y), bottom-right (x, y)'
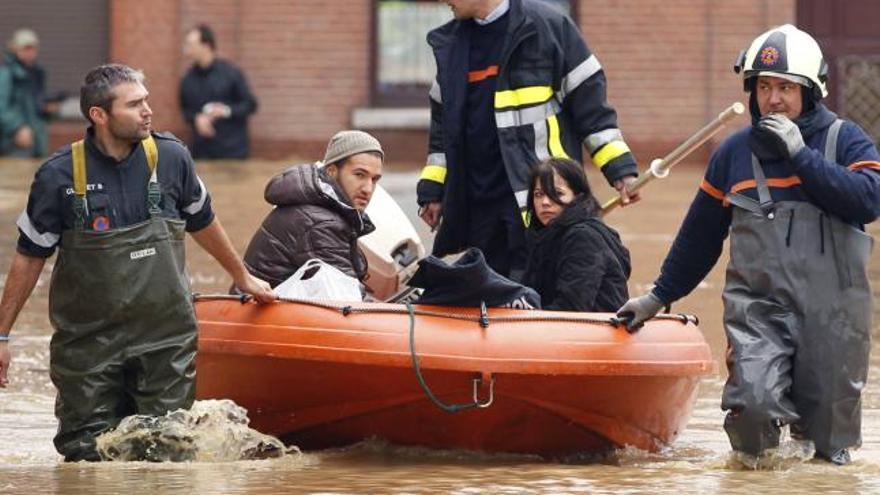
top-left (601, 102), bottom-right (745, 215)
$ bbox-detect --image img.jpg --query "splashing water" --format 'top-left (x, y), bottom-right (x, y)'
top-left (726, 438), bottom-right (817, 470)
top-left (95, 399), bottom-right (297, 462)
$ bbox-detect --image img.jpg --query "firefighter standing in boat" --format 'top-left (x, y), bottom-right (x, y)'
top-left (617, 25), bottom-right (880, 464)
top-left (418, 0), bottom-right (640, 279)
top-left (0, 64), bottom-right (275, 461)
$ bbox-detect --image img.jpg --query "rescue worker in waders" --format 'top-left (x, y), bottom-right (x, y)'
top-left (617, 25), bottom-right (880, 464)
top-left (0, 64), bottom-right (275, 461)
top-left (418, 0), bottom-right (640, 280)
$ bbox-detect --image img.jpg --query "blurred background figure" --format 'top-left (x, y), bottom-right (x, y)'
top-left (180, 23), bottom-right (258, 160)
top-left (0, 28), bottom-right (59, 158)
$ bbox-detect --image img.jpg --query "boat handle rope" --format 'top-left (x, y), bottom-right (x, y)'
top-left (405, 302), bottom-right (494, 413)
top-left (193, 294), bottom-right (698, 327)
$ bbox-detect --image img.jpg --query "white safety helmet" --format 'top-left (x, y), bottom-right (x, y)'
top-left (734, 24), bottom-right (828, 99)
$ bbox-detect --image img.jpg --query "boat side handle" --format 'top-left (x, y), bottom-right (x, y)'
top-left (472, 375), bottom-right (495, 409)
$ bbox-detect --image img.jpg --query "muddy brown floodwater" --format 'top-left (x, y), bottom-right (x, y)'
top-left (1, 158), bottom-right (879, 494)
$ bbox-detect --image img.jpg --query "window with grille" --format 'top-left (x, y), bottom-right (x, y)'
top-left (373, 0), bottom-right (573, 107)
top-left (838, 56), bottom-right (880, 144)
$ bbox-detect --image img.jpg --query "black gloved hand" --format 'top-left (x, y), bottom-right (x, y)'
top-left (748, 122), bottom-right (784, 162)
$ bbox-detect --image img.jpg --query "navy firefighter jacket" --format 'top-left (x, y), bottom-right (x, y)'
top-left (652, 104), bottom-right (880, 305)
top-left (418, 0), bottom-right (638, 256)
top-left (17, 130), bottom-right (215, 258)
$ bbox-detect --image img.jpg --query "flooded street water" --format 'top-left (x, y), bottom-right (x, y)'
top-left (1, 157), bottom-right (879, 494)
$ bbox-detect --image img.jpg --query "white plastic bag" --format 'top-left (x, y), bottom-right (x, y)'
top-left (273, 258), bottom-right (363, 301)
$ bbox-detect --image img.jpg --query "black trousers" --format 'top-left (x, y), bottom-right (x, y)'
top-left (465, 195), bottom-right (527, 280)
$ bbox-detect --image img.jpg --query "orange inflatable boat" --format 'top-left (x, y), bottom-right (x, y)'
top-left (195, 295), bottom-right (715, 459)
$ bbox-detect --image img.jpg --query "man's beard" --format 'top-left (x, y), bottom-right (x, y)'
top-left (109, 119), bottom-right (149, 143)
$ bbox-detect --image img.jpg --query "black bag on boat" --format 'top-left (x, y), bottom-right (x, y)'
top-left (409, 248), bottom-right (541, 309)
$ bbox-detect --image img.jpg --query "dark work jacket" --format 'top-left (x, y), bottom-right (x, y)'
top-left (653, 104), bottom-right (880, 305)
top-left (242, 163), bottom-right (375, 288)
top-left (418, 0), bottom-right (637, 256)
top-left (17, 130), bottom-right (214, 258)
top-left (522, 198), bottom-right (631, 311)
top-left (179, 58), bottom-right (257, 159)
top-left (410, 247), bottom-right (541, 309)
top-left (0, 53), bottom-right (48, 156)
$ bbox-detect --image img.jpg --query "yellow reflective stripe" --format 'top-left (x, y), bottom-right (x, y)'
top-left (592, 140), bottom-right (631, 169)
top-left (420, 164), bottom-right (447, 184)
top-left (71, 140), bottom-right (87, 197)
top-left (521, 209), bottom-right (531, 227)
top-left (547, 115), bottom-right (570, 159)
top-left (141, 135), bottom-right (158, 174)
top-left (494, 86), bottom-right (553, 109)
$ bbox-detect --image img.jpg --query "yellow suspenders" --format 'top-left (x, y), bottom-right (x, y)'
top-left (70, 135), bottom-right (159, 198)
top-left (142, 135), bottom-right (158, 176)
top-left (71, 140), bottom-right (88, 198)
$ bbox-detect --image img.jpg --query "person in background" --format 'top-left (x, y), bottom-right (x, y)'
top-left (242, 130), bottom-right (384, 288)
top-left (0, 28), bottom-right (58, 157)
top-left (179, 24), bottom-right (258, 159)
top-left (522, 157), bottom-right (630, 312)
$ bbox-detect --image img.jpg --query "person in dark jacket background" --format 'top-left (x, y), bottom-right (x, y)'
top-left (417, 0), bottom-right (640, 280)
top-left (242, 131), bottom-right (383, 288)
top-left (179, 24), bottom-right (257, 159)
top-left (522, 157), bottom-right (630, 312)
top-left (0, 29), bottom-right (58, 157)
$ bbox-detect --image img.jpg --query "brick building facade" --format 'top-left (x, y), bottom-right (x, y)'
top-left (9, 1), bottom-right (811, 162)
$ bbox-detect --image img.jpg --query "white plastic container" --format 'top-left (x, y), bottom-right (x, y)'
top-left (360, 184), bottom-right (426, 301)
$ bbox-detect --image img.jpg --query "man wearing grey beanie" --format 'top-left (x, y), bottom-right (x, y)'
top-left (241, 130), bottom-right (384, 288)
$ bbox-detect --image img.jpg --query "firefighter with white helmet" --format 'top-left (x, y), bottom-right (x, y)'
top-left (618, 24), bottom-right (880, 464)
top-left (735, 23), bottom-right (828, 99)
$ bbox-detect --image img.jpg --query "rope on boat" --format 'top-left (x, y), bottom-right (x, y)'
top-left (194, 294), bottom-right (698, 413)
top-left (405, 302), bottom-right (488, 413)
top-left (192, 294), bottom-right (698, 327)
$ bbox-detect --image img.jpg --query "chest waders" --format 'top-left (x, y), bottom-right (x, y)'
top-left (721, 120), bottom-right (873, 463)
top-left (48, 137), bottom-right (199, 462)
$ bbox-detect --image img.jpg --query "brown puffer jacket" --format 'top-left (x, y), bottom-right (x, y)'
top-left (242, 163), bottom-right (376, 288)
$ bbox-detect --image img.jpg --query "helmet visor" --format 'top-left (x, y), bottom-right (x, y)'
top-left (754, 71), bottom-right (811, 87)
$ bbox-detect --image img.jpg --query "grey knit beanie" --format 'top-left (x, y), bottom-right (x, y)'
top-left (322, 130), bottom-right (384, 166)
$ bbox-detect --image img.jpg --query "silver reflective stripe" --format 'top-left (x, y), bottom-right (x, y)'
top-left (514, 189), bottom-right (529, 208)
top-left (825, 119), bottom-right (843, 163)
top-left (183, 177), bottom-right (208, 215)
top-left (533, 120), bottom-right (551, 162)
top-left (16, 210), bottom-right (59, 248)
top-left (557, 54), bottom-right (601, 101)
top-left (429, 79), bottom-right (442, 104)
top-left (427, 152), bottom-right (446, 166)
top-left (495, 99), bottom-right (560, 128)
top-left (585, 128), bottom-right (623, 154)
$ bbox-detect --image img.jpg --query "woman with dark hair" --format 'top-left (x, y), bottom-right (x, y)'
top-left (522, 158), bottom-right (631, 312)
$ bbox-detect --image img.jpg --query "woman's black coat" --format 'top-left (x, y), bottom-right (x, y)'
top-left (522, 198), bottom-right (631, 312)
